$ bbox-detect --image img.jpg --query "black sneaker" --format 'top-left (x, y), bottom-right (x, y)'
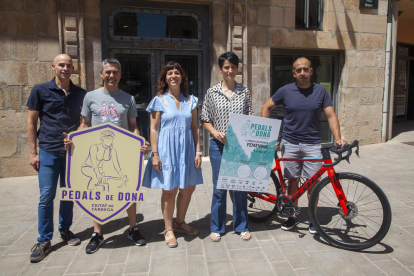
top-left (128, 226), bottom-right (146, 246)
top-left (60, 229), bottom-right (81, 246)
top-left (85, 232), bottom-right (104, 254)
top-left (308, 220), bottom-right (317, 235)
top-left (30, 241), bottom-right (52, 263)
top-left (281, 216), bottom-right (300, 231)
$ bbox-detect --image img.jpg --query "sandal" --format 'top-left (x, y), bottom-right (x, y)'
top-left (209, 232), bottom-right (221, 242)
top-left (240, 231), bottom-right (251, 241)
top-left (163, 229), bottom-right (178, 248)
top-left (174, 221), bottom-right (199, 236)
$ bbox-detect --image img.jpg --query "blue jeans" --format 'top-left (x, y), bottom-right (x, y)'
top-left (37, 149), bottom-right (73, 242)
top-left (209, 139), bottom-right (249, 233)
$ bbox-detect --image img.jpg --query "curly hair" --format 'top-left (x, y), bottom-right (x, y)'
top-left (156, 61), bottom-right (189, 97)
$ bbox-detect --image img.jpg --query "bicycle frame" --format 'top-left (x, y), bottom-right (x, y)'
top-left (250, 147), bottom-right (350, 216)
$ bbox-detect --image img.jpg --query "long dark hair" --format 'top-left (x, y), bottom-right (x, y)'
top-left (157, 61), bottom-right (189, 97)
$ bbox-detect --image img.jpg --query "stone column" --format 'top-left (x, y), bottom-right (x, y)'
top-left (58, 0), bottom-right (86, 89)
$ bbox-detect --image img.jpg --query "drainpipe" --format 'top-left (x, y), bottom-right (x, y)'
top-left (382, 0), bottom-right (392, 142)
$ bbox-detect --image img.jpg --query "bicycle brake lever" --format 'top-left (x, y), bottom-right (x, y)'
top-left (345, 148), bottom-right (351, 164)
top-left (355, 144), bottom-right (360, 157)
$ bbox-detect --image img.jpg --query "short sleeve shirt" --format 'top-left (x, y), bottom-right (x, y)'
top-left (81, 88), bottom-right (137, 130)
top-left (271, 83), bottom-right (333, 144)
top-left (200, 81), bottom-right (253, 139)
top-left (26, 78), bottom-right (87, 155)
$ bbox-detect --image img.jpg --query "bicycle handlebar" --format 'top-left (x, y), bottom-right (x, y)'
top-left (322, 140), bottom-right (360, 167)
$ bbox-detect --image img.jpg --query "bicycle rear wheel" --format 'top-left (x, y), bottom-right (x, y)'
top-left (309, 172), bottom-right (391, 251)
top-left (246, 172), bottom-right (281, 223)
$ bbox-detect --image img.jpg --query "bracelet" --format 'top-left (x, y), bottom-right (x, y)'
top-left (335, 138), bottom-right (342, 142)
top-left (152, 152), bottom-right (158, 155)
top-left (196, 152), bottom-right (202, 156)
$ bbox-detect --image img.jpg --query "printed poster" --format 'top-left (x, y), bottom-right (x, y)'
top-left (217, 114), bottom-right (282, 192)
top-left (60, 123), bottom-right (146, 224)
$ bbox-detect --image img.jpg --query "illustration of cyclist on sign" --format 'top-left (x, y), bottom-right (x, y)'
top-left (60, 123), bottom-right (146, 225)
top-left (81, 130), bottom-right (128, 193)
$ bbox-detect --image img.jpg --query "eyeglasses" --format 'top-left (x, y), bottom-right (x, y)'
top-left (295, 67), bottom-right (310, 73)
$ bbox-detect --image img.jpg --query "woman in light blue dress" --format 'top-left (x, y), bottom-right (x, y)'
top-left (143, 61), bottom-right (203, 248)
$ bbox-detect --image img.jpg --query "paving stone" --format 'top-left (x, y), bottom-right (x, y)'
top-left (18, 261), bottom-right (47, 276)
top-left (102, 263), bottom-right (124, 276)
top-left (228, 248), bottom-right (275, 275)
top-left (187, 255), bottom-right (209, 276)
top-left (44, 251), bottom-right (74, 268)
top-left (374, 260), bottom-right (413, 276)
top-left (357, 264), bottom-right (386, 275)
top-left (295, 267), bottom-right (328, 276)
top-left (123, 245), bottom-right (152, 274)
top-left (202, 236), bottom-right (230, 261)
top-left (0, 254), bottom-right (28, 276)
top-left (36, 266), bottom-right (66, 276)
top-left (277, 242), bottom-right (316, 269)
top-left (206, 260), bottom-right (235, 276)
top-left (311, 250), bottom-right (363, 275)
top-left (223, 231), bottom-right (260, 250)
top-left (65, 247), bottom-right (111, 274)
top-left (149, 250), bottom-right (187, 275)
top-left (271, 261), bottom-right (296, 276)
top-left (257, 240), bottom-right (286, 263)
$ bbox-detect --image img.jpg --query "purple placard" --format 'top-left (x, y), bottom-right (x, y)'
top-left (66, 123), bottom-right (144, 223)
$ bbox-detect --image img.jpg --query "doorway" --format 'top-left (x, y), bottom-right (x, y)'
top-left (101, 1), bottom-right (210, 151)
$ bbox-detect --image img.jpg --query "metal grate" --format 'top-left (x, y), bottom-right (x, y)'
top-left (402, 142), bottom-right (414, 146)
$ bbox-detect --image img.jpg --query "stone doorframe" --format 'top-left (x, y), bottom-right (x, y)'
top-left (57, 0), bottom-right (86, 89)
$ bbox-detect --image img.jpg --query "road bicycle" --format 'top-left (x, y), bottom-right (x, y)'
top-left (245, 140), bottom-right (392, 251)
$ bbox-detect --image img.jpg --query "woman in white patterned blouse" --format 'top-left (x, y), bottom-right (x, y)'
top-left (200, 52), bottom-right (254, 242)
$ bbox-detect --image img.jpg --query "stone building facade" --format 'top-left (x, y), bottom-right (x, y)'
top-left (0, 0), bottom-right (393, 177)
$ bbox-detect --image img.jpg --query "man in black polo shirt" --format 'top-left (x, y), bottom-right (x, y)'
top-left (27, 54), bottom-right (87, 263)
top-left (261, 57), bottom-right (346, 234)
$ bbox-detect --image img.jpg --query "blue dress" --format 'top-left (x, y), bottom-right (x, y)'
top-left (143, 93), bottom-right (203, 190)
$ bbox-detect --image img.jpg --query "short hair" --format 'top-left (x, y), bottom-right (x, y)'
top-left (101, 58), bottom-right (122, 71)
top-left (156, 61), bottom-right (189, 97)
top-left (218, 52), bottom-right (239, 69)
top-left (293, 57), bottom-right (312, 70)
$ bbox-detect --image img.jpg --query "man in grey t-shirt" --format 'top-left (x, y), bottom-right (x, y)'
top-left (78, 58), bottom-right (148, 254)
top-left (261, 57), bottom-right (346, 234)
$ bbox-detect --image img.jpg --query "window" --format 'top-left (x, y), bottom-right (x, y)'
top-left (295, 0), bottom-right (323, 30)
top-left (270, 51), bottom-right (338, 144)
top-left (114, 12), bottom-right (198, 39)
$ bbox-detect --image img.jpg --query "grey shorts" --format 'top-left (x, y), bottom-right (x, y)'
top-left (280, 139), bottom-right (322, 179)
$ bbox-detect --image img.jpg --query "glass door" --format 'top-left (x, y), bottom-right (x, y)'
top-left (115, 54), bottom-right (152, 104)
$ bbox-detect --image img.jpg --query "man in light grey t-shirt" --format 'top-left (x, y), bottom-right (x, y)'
top-left (78, 58), bottom-right (148, 254)
top-left (81, 87), bottom-right (137, 130)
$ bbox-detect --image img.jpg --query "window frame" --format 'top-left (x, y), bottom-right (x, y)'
top-left (108, 7), bottom-right (202, 43)
top-left (295, 0), bottom-right (324, 30)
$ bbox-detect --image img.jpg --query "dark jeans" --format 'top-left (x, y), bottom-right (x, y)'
top-left (37, 149), bottom-right (73, 242)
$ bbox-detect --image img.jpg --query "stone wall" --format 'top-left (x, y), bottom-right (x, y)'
top-left (0, 0), bottom-right (61, 178)
top-left (243, 0), bottom-right (388, 145)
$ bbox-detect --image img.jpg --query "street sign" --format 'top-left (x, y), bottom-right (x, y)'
top-left (360, 0), bottom-right (378, 9)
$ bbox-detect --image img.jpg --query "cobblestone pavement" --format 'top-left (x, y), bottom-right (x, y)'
top-left (1, 126), bottom-right (413, 276)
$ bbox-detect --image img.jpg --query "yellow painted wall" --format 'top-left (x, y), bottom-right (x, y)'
top-left (397, 25), bottom-right (414, 45)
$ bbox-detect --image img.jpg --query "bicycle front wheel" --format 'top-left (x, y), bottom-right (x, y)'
top-left (309, 172), bottom-right (391, 251)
